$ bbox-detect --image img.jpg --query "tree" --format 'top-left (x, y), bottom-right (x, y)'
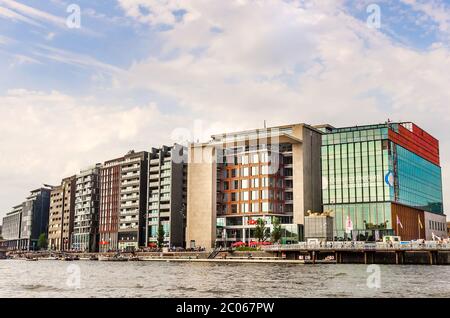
top-left (254, 218), bottom-right (270, 242)
top-left (37, 233), bottom-right (48, 250)
top-left (157, 224), bottom-right (165, 249)
top-left (271, 217), bottom-right (282, 244)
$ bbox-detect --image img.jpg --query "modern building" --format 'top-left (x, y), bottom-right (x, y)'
top-left (19, 187), bottom-right (52, 250)
top-left (2, 204), bottom-right (24, 250)
top-left (319, 122), bottom-right (446, 241)
top-left (147, 144), bottom-right (187, 248)
top-left (99, 151), bottom-right (149, 252)
top-left (186, 123), bottom-right (322, 249)
top-left (1, 186), bottom-right (52, 250)
top-left (48, 176), bottom-right (76, 251)
top-left (72, 164), bottom-right (101, 252)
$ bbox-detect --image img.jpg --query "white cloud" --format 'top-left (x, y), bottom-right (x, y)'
top-left (0, 5), bottom-right (42, 26)
top-left (115, 0), bottom-right (450, 217)
top-left (0, 89), bottom-right (186, 217)
top-left (0, 0), bottom-right (66, 27)
top-left (401, 0), bottom-right (450, 37)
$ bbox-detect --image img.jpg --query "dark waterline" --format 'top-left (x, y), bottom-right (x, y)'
top-left (1, 260), bottom-right (449, 298)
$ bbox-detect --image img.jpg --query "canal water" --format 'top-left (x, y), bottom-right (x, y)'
top-left (0, 260), bottom-right (449, 297)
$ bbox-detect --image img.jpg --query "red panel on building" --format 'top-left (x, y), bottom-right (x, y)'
top-left (388, 123), bottom-right (440, 166)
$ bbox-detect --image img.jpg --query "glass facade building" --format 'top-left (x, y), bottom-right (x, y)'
top-left (320, 122), bottom-right (444, 240)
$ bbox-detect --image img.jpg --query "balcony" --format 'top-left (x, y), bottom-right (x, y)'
top-left (121, 179), bottom-right (140, 186)
top-left (149, 166), bottom-right (160, 173)
top-left (121, 195), bottom-right (140, 202)
top-left (160, 203), bottom-right (171, 210)
top-left (122, 165), bottom-right (140, 173)
top-left (121, 202), bottom-right (139, 208)
top-left (149, 181), bottom-right (159, 188)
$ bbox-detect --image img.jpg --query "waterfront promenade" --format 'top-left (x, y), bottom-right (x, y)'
top-left (3, 241), bottom-right (450, 265)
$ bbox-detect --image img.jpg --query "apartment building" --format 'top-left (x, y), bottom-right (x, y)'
top-left (99, 151), bottom-right (148, 252)
top-left (147, 144), bottom-right (187, 248)
top-left (186, 123), bottom-right (322, 249)
top-left (72, 164), bottom-right (101, 252)
top-left (48, 176), bottom-right (76, 251)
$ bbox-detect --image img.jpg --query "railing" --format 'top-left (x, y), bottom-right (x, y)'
top-left (262, 242), bottom-right (450, 251)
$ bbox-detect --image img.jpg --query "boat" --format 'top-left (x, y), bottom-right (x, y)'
top-left (26, 257), bottom-right (38, 261)
top-left (64, 255), bottom-right (80, 261)
top-left (128, 256), bottom-right (141, 261)
top-left (89, 255), bottom-right (99, 261)
top-left (98, 255), bottom-right (128, 262)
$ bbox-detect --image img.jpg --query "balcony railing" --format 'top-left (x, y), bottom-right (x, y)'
top-left (261, 242), bottom-right (450, 251)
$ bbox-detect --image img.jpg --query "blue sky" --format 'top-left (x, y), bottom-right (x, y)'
top-left (1, 0), bottom-right (450, 219)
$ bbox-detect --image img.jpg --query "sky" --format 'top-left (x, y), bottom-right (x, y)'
top-left (0, 0), bottom-right (450, 221)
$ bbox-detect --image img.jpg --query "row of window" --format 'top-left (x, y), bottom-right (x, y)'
top-left (223, 177), bottom-right (284, 190)
top-left (224, 165), bottom-right (281, 178)
top-left (322, 128), bottom-right (388, 145)
top-left (221, 189), bottom-right (284, 202)
top-left (429, 220), bottom-right (446, 232)
top-left (220, 202), bottom-right (284, 214)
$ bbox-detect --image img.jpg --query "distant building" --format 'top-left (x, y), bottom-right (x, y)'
top-left (2, 204), bottom-right (23, 250)
top-left (1, 187), bottom-right (52, 250)
top-left (20, 187), bottom-right (52, 250)
top-left (72, 164), bottom-right (101, 252)
top-left (48, 176), bottom-right (76, 251)
top-left (319, 122), bottom-right (447, 241)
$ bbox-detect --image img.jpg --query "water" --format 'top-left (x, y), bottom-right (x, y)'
top-left (1, 260), bottom-right (449, 297)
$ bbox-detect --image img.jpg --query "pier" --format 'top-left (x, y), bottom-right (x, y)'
top-left (262, 242), bottom-right (450, 265)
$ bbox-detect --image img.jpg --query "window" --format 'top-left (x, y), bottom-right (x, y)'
top-left (241, 191), bottom-right (249, 201)
top-left (241, 179), bottom-right (249, 189)
top-left (242, 167), bottom-right (249, 177)
top-left (261, 190), bottom-right (269, 200)
top-left (251, 190), bottom-right (259, 200)
top-left (261, 165), bottom-right (269, 175)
